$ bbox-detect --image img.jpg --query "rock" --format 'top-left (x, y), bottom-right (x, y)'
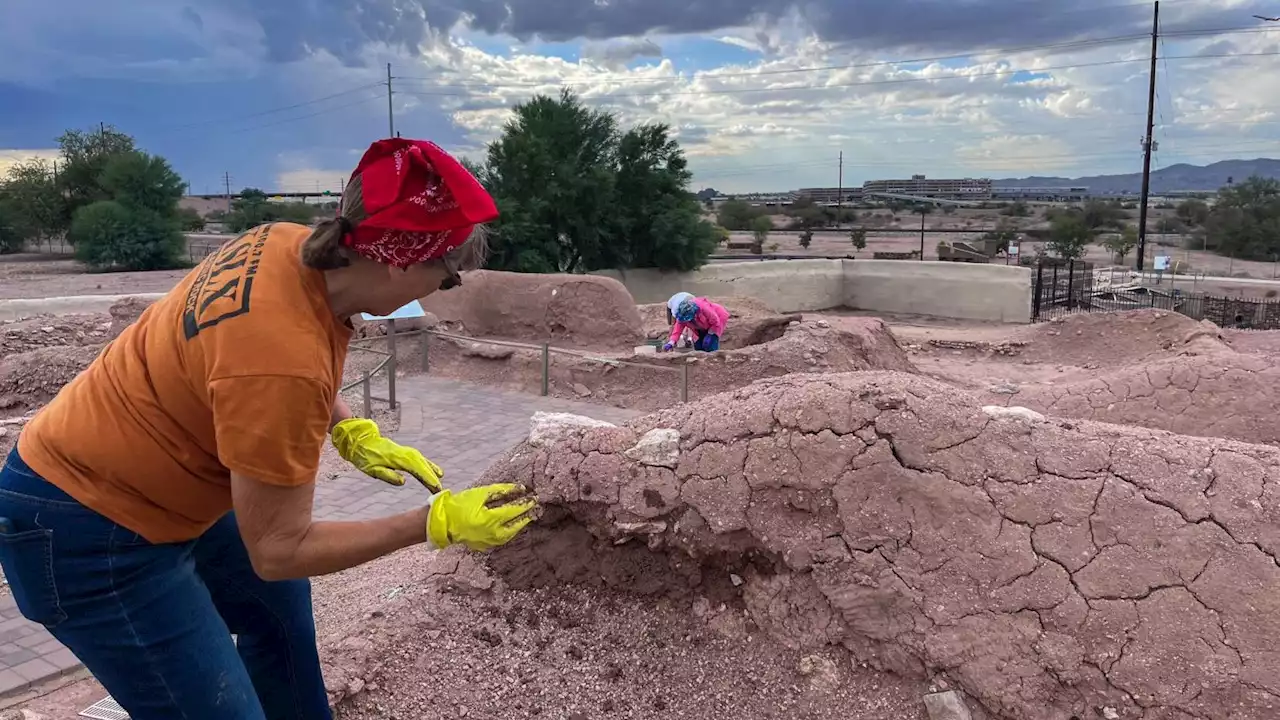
top-left (987, 383), bottom-right (1019, 395)
top-left (622, 428), bottom-right (680, 468)
top-left (108, 296), bottom-right (154, 340)
top-left (981, 405), bottom-right (1046, 423)
top-left (572, 383), bottom-right (592, 398)
top-left (923, 691), bottom-right (972, 720)
top-left (1102, 709), bottom-right (1120, 720)
top-left (528, 412), bottom-right (616, 448)
top-left (460, 342), bottom-right (515, 360)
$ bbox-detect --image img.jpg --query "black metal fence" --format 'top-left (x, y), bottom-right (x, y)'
top-left (1031, 261), bottom-right (1095, 321)
top-left (1031, 260), bottom-right (1280, 329)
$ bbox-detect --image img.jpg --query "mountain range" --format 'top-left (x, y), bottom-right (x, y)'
top-left (992, 159), bottom-right (1280, 194)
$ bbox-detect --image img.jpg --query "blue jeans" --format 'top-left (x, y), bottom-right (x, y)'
top-left (694, 330), bottom-right (720, 352)
top-left (0, 448), bottom-right (331, 720)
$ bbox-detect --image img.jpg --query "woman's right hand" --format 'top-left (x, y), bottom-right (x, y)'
top-left (427, 484), bottom-right (538, 551)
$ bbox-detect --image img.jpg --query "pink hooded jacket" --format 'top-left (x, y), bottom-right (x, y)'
top-left (668, 297), bottom-right (729, 345)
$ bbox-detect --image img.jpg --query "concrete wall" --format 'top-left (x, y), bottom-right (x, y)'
top-left (594, 259), bottom-right (1032, 323)
top-left (842, 260), bottom-right (1032, 324)
top-left (593, 260), bottom-right (845, 313)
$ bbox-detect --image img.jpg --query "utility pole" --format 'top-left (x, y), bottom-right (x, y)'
top-left (836, 151), bottom-right (844, 230)
top-left (223, 172), bottom-right (233, 212)
top-left (1135, 0), bottom-right (1160, 272)
top-left (386, 63), bottom-right (395, 139)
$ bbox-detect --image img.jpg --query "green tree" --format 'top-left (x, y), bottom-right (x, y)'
top-left (482, 90), bottom-right (619, 272)
top-left (785, 196), bottom-right (826, 230)
top-left (56, 125), bottom-right (137, 226)
top-left (480, 90), bottom-right (715, 273)
top-left (100, 151), bottom-right (186, 216)
top-left (1176, 198), bottom-right (1210, 227)
top-left (716, 198), bottom-right (761, 231)
top-left (1202, 175), bottom-right (1280, 260)
top-left (750, 215), bottom-right (772, 254)
top-left (67, 149), bottom-right (187, 271)
top-left (1, 159), bottom-right (64, 250)
top-left (1047, 213), bottom-right (1093, 260)
top-left (610, 123), bottom-right (718, 271)
top-left (849, 227), bottom-right (867, 253)
top-left (1081, 198), bottom-right (1128, 231)
top-left (177, 207), bottom-right (206, 231)
top-left (1104, 226), bottom-right (1138, 264)
top-left (1000, 201), bottom-right (1031, 217)
top-left (0, 199), bottom-right (24, 253)
top-left (69, 202), bottom-right (183, 270)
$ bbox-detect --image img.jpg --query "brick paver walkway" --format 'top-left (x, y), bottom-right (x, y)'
top-left (0, 376), bottom-right (641, 698)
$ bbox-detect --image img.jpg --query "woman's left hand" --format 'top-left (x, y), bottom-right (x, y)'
top-left (331, 418), bottom-right (445, 492)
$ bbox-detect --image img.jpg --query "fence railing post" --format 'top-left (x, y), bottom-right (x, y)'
top-left (1066, 261), bottom-right (1076, 310)
top-left (1032, 262), bottom-right (1044, 321)
top-left (361, 371), bottom-right (372, 418)
top-left (680, 364), bottom-right (689, 403)
top-left (541, 343), bottom-right (550, 396)
top-left (386, 319), bottom-right (398, 409)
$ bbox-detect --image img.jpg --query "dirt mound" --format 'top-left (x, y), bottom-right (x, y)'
top-left (456, 371), bottom-right (1280, 720)
top-left (638, 296), bottom-right (802, 350)
top-left (1222, 328), bottom-right (1280, 356)
top-left (107, 296), bottom-right (155, 340)
top-left (319, 548), bottom-right (930, 720)
top-left (0, 314), bottom-right (110, 360)
top-left (422, 318), bottom-right (915, 411)
top-left (1021, 310), bottom-right (1227, 366)
top-left (0, 345), bottom-right (100, 417)
top-left (984, 347), bottom-right (1280, 445)
top-left (420, 270), bottom-right (644, 350)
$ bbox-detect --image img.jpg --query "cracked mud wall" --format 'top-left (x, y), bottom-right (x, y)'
top-left (479, 371), bottom-right (1280, 720)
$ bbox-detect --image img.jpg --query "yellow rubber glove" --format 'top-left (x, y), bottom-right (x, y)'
top-left (427, 484), bottom-right (538, 552)
top-left (331, 418), bottom-right (444, 492)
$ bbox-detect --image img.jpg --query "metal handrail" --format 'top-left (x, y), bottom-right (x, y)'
top-left (343, 324), bottom-right (694, 415)
top-left (422, 329), bottom-right (690, 402)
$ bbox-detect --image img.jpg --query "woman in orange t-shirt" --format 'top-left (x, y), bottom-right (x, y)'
top-left (0, 138), bottom-right (535, 720)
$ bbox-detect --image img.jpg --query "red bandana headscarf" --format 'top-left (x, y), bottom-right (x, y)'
top-left (341, 138), bottom-right (498, 269)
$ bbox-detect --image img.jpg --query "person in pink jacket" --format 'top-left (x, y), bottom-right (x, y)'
top-left (662, 296), bottom-right (728, 352)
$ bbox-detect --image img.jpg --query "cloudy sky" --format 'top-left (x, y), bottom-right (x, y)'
top-left (2, 0), bottom-right (1278, 195)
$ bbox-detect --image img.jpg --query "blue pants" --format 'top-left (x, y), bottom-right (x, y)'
top-left (0, 448), bottom-right (330, 720)
top-left (694, 330), bottom-right (720, 352)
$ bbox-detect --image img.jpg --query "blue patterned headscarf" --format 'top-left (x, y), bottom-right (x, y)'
top-left (675, 298), bottom-right (698, 323)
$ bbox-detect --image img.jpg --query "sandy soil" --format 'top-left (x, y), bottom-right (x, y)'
top-left (0, 254), bottom-right (189, 300)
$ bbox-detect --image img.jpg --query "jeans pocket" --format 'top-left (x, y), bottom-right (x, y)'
top-left (0, 524), bottom-right (67, 628)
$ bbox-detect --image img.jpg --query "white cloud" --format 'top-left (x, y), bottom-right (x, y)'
top-left (0, 149), bottom-right (60, 177)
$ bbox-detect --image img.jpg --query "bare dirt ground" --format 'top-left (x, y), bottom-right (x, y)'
top-left (9, 256), bottom-right (1280, 718)
top-left (0, 253), bottom-right (188, 300)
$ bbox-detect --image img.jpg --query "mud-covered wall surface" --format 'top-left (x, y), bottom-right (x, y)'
top-left (970, 311), bottom-right (1280, 447)
top-left (420, 270), bottom-right (645, 349)
top-left (478, 371), bottom-right (1280, 720)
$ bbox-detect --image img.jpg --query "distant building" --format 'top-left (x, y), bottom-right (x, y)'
top-left (795, 187), bottom-right (863, 204)
top-left (991, 186), bottom-right (1090, 202)
top-left (709, 192), bottom-right (796, 208)
top-left (862, 174), bottom-right (992, 200)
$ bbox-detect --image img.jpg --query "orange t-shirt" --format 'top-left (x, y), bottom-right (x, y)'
top-left (18, 222), bottom-right (352, 543)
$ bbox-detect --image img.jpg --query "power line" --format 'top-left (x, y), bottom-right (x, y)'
top-left (152, 83), bottom-right (384, 134)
